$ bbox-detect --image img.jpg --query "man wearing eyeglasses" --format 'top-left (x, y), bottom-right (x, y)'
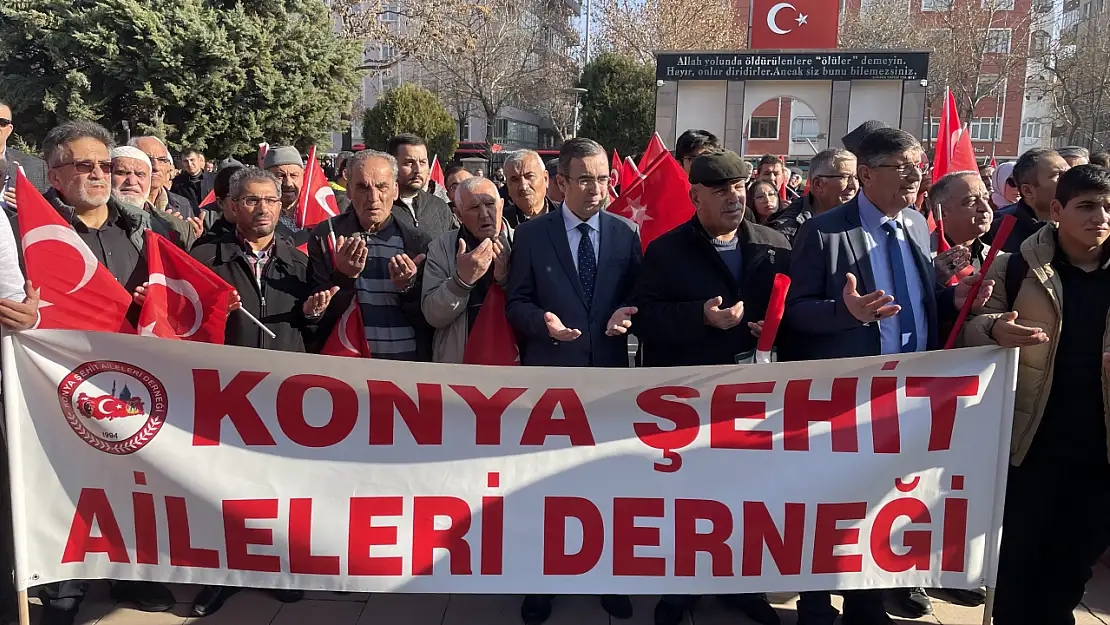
top-left (783, 128), bottom-right (993, 625)
top-left (769, 148), bottom-right (858, 244)
top-left (129, 135), bottom-right (195, 219)
top-left (0, 102), bottom-right (48, 199)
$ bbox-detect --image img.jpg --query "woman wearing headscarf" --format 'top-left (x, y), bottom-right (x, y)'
top-left (990, 161), bottom-right (1020, 210)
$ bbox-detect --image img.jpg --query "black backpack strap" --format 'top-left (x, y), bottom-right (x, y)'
top-left (1005, 251), bottom-right (1028, 311)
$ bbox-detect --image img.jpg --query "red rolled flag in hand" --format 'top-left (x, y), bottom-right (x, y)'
top-left (756, 273), bottom-right (790, 364)
top-left (943, 214), bottom-right (1015, 349)
top-left (463, 284), bottom-right (519, 365)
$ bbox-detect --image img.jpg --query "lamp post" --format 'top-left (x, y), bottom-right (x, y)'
top-left (566, 87), bottom-right (588, 138)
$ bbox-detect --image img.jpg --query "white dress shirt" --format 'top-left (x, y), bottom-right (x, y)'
top-left (561, 203), bottom-right (600, 271)
top-left (0, 209), bottom-right (24, 302)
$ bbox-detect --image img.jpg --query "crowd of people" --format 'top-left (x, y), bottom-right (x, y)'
top-left (0, 96), bottom-right (1107, 625)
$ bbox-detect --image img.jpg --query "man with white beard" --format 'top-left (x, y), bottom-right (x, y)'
top-left (109, 146), bottom-right (197, 248)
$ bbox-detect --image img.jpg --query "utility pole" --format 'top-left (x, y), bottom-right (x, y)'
top-left (584, 0), bottom-right (592, 65)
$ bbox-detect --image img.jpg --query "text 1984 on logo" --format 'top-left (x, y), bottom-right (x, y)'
top-left (58, 361), bottom-right (168, 455)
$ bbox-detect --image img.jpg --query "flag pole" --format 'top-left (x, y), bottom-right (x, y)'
top-left (237, 308), bottom-right (277, 339)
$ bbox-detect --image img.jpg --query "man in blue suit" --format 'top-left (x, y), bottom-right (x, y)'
top-left (506, 137), bottom-right (640, 623)
top-left (783, 128), bottom-right (992, 625)
top-left (506, 137), bottom-right (641, 369)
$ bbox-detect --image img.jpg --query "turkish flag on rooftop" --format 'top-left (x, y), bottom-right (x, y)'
top-left (750, 0), bottom-right (839, 49)
top-left (607, 151), bottom-right (694, 252)
top-left (138, 230), bottom-right (234, 343)
top-left (15, 170), bottom-right (133, 333)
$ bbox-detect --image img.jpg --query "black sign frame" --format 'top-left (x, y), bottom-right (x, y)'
top-left (655, 51), bottom-right (930, 82)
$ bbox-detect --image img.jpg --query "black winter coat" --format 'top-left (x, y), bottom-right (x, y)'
top-left (190, 234), bottom-right (319, 353)
top-left (632, 216), bottom-right (791, 367)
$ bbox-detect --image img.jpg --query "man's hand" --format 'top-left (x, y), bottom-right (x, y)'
top-left (492, 239), bottom-right (510, 283)
top-left (544, 312), bottom-right (581, 341)
top-left (389, 253), bottom-right (425, 291)
top-left (703, 296), bottom-right (744, 330)
top-left (990, 311), bottom-right (1049, 347)
top-left (954, 272), bottom-right (994, 312)
top-left (455, 239), bottom-right (494, 285)
top-left (132, 282), bottom-right (149, 307)
top-left (0, 281), bottom-right (39, 330)
top-left (843, 272), bottom-right (900, 323)
top-left (748, 320), bottom-right (764, 338)
top-left (302, 286), bottom-right (340, 317)
top-left (227, 290), bottom-right (242, 317)
top-left (335, 235), bottom-right (368, 278)
top-left (187, 211), bottom-right (206, 239)
top-left (605, 306), bottom-right (637, 336)
top-left (3, 187), bottom-right (16, 211)
top-left (934, 245), bottom-right (971, 285)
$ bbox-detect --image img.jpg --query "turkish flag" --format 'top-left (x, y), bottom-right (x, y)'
top-left (750, 0), bottom-right (839, 49)
top-left (932, 89), bottom-right (978, 183)
top-left (321, 298), bottom-right (371, 358)
top-left (462, 284), bottom-right (519, 365)
top-left (607, 151), bottom-right (694, 252)
top-left (15, 171), bottom-right (134, 333)
top-left (295, 145), bottom-right (340, 230)
top-left (990, 157), bottom-right (998, 168)
top-left (430, 155), bottom-right (445, 188)
top-left (638, 133), bottom-right (668, 171)
top-left (199, 189), bottom-right (217, 209)
top-left (258, 143), bottom-right (269, 169)
top-left (138, 230), bottom-right (234, 342)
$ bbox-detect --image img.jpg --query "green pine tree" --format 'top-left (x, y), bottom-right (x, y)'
top-left (362, 83), bottom-right (458, 164)
top-left (578, 53), bottom-right (656, 157)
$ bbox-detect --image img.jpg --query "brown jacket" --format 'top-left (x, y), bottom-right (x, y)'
top-left (961, 224), bottom-right (1110, 466)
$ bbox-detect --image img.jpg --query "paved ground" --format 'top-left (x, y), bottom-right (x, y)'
top-left (19, 561), bottom-right (1110, 625)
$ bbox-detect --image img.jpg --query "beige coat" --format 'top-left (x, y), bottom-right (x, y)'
top-left (961, 224), bottom-right (1110, 465)
top-left (420, 224), bottom-right (513, 363)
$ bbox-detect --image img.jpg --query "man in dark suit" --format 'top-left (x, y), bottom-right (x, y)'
top-left (506, 137), bottom-right (640, 624)
top-left (506, 137), bottom-right (641, 369)
top-left (170, 147), bottom-right (215, 211)
top-left (0, 101), bottom-right (48, 197)
top-left (783, 128), bottom-right (992, 625)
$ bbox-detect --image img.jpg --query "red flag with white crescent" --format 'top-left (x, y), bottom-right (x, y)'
top-left (607, 151), bottom-right (694, 252)
top-left (258, 143), bottom-right (269, 169)
top-left (430, 155), bottom-right (445, 188)
top-left (932, 89), bottom-right (978, 183)
top-left (321, 298), bottom-right (371, 358)
top-left (295, 145), bottom-right (340, 231)
top-left (15, 170), bottom-right (134, 333)
top-left (637, 133), bottom-right (667, 172)
top-left (138, 230), bottom-right (234, 342)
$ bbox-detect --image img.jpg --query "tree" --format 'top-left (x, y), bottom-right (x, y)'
top-left (1029, 10), bottom-right (1110, 148)
top-left (838, 0), bottom-right (927, 50)
top-left (362, 83), bottom-right (458, 162)
top-left (596, 0), bottom-right (746, 65)
top-left (0, 0), bottom-right (362, 156)
top-left (577, 53), bottom-right (656, 156)
top-left (415, 0), bottom-right (579, 157)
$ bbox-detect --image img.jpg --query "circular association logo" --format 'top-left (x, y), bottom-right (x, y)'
top-left (57, 360), bottom-right (168, 455)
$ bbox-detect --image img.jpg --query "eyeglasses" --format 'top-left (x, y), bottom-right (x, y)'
top-left (52, 160), bottom-right (112, 174)
top-left (238, 196), bottom-right (282, 208)
top-left (0, 119), bottom-right (10, 128)
top-left (571, 175), bottom-right (611, 188)
top-left (816, 174), bottom-right (858, 181)
top-left (872, 163), bottom-right (925, 178)
top-left (148, 155), bottom-right (173, 166)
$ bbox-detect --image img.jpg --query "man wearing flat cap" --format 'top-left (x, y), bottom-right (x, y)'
top-left (633, 149), bottom-right (790, 624)
top-left (264, 145), bottom-right (312, 247)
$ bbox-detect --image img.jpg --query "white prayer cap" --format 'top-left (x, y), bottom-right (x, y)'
top-left (110, 146), bottom-right (152, 170)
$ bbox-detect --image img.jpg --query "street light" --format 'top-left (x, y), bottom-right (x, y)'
top-left (565, 87), bottom-right (588, 138)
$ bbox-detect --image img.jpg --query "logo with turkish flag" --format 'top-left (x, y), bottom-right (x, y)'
top-left (138, 230), bottom-right (235, 342)
top-left (607, 151), bottom-right (695, 252)
top-left (749, 0), bottom-right (839, 49)
top-left (294, 145), bottom-right (339, 230)
top-left (462, 284), bottom-right (519, 366)
top-left (321, 298), bottom-right (372, 358)
top-left (15, 171), bottom-right (134, 333)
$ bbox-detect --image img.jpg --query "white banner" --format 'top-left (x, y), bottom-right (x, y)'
top-left (2, 330), bottom-right (1017, 594)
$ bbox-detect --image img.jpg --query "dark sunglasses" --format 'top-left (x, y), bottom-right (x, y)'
top-left (53, 160), bottom-right (112, 174)
top-left (0, 119), bottom-right (10, 128)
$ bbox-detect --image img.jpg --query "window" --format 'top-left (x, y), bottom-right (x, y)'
top-left (922, 0), bottom-right (952, 10)
top-left (985, 28), bottom-right (1012, 53)
top-left (791, 117), bottom-right (820, 141)
top-left (1022, 117), bottom-right (1043, 143)
top-left (1031, 30), bottom-right (1051, 54)
top-left (977, 74), bottom-right (1006, 97)
top-left (969, 117), bottom-right (1002, 140)
top-left (491, 117), bottom-right (539, 147)
top-left (1034, 0), bottom-right (1053, 10)
top-left (984, 0), bottom-right (1015, 9)
top-left (925, 117), bottom-right (940, 141)
top-left (750, 116), bottom-right (779, 139)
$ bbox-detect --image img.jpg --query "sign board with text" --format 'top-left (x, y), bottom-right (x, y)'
top-left (655, 52), bottom-right (930, 82)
